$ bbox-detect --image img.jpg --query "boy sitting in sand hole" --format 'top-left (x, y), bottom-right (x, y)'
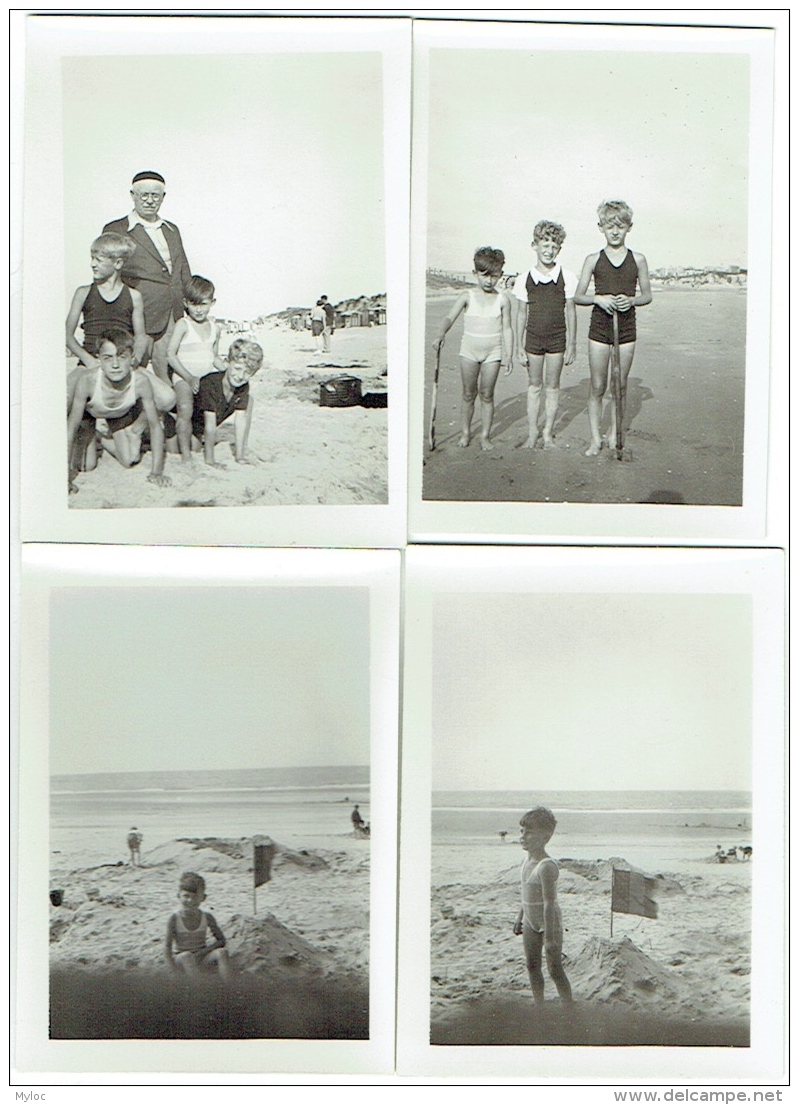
top-left (165, 872), bottom-right (231, 979)
top-left (166, 275), bottom-right (227, 462)
top-left (66, 326), bottom-right (171, 493)
top-left (574, 199), bottom-right (652, 456)
top-left (165, 337), bottom-right (264, 468)
top-left (513, 806), bottom-right (573, 1004)
top-left (512, 220), bottom-right (578, 450)
top-left (432, 246), bottom-right (513, 451)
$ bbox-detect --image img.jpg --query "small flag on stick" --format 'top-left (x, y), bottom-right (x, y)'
top-left (254, 838), bottom-right (276, 888)
top-left (611, 865), bottom-right (659, 921)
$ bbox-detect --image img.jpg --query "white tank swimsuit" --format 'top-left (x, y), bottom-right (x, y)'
top-left (520, 856), bottom-right (561, 936)
top-left (459, 289), bottom-right (503, 364)
top-left (174, 911), bottom-right (209, 953)
top-left (175, 317), bottom-right (220, 378)
top-left (84, 367), bottom-right (138, 420)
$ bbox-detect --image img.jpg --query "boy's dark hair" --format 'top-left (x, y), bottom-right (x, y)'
top-left (91, 233), bottom-right (137, 263)
top-left (473, 246), bottom-right (505, 275)
top-left (183, 275), bottom-right (216, 303)
top-left (520, 806), bottom-right (557, 841)
top-left (532, 220), bottom-right (566, 247)
top-left (98, 326), bottom-right (135, 355)
top-left (179, 871), bottom-right (206, 895)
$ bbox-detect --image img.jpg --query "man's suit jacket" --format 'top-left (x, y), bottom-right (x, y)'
top-left (102, 217), bottom-right (192, 336)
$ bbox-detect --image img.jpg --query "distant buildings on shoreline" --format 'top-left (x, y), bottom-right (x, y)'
top-left (217, 293), bottom-right (387, 334)
top-left (427, 266), bottom-right (747, 290)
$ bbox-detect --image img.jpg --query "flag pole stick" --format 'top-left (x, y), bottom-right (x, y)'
top-left (254, 886), bottom-right (257, 916)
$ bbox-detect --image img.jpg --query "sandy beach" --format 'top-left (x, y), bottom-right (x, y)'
top-left (49, 831), bottom-right (371, 1039)
top-left (422, 286), bottom-right (746, 506)
top-left (67, 321), bottom-right (388, 509)
top-left (430, 841), bottom-right (750, 1046)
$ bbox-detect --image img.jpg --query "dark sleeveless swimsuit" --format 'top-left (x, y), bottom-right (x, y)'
top-left (588, 250), bottom-right (638, 345)
top-left (525, 270), bottom-right (566, 355)
top-left (81, 283), bottom-right (135, 355)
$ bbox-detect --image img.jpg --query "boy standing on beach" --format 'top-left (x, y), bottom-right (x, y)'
top-left (513, 806), bottom-right (573, 1003)
top-left (165, 872), bottom-right (231, 978)
top-left (66, 234), bottom-right (148, 370)
top-left (574, 199), bottom-right (652, 456)
top-left (166, 275), bottom-right (226, 462)
top-left (512, 221), bottom-right (578, 450)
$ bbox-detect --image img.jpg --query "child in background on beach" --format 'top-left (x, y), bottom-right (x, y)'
top-left (166, 337), bottom-right (264, 468)
top-left (67, 326), bottom-right (171, 493)
top-left (574, 199), bottom-right (652, 456)
top-left (513, 806), bottom-right (573, 1004)
top-left (165, 872), bottom-right (231, 979)
top-left (512, 221), bottom-right (578, 450)
top-left (166, 275), bottom-right (226, 461)
top-left (432, 246), bottom-right (513, 451)
top-left (127, 827), bottom-right (143, 866)
top-left (310, 300), bottom-right (326, 354)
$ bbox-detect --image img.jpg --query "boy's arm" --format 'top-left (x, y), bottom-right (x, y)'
top-left (166, 319), bottom-right (200, 393)
top-left (574, 254), bottom-right (612, 312)
top-left (500, 293), bottom-right (514, 373)
top-left (203, 411), bottom-right (224, 467)
top-left (137, 376), bottom-right (171, 486)
top-left (513, 295), bottom-right (528, 366)
top-left (432, 291), bottom-right (468, 349)
top-left (65, 286), bottom-right (97, 368)
top-left (233, 395), bottom-right (256, 463)
top-left (513, 908), bottom-right (524, 936)
top-left (564, 299), bottom-right (576, 365)
top-left (540, 862), bottom-right (563, 954)
top-left (198, 912), bottom-right (227, 958)
top-left (165, 914), bottom-right (178, 969)
top-left (66, 377), bottom-right (92, 488)
top-left (633, 253), bottom-right (653, 307)
top-left (130, 288), bottom-right (148, 367)
top-left (211, 327), bottom-right (227, 373)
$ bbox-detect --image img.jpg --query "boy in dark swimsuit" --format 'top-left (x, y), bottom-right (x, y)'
top-left (574, 200), bottom-right (652, 456)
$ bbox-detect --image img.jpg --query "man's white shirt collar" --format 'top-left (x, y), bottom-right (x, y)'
top-left (128, 211), bottom-right (166, 231)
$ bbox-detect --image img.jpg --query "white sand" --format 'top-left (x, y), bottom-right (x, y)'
top-left (67, 323), bottom-right (388, 508)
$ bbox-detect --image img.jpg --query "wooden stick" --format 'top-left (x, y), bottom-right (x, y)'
top-left (429, 345), bottom-right (441, 451)
top-left (611, 311), bottom-right (623, 459)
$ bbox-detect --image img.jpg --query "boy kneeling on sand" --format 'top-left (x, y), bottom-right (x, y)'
top-left (165, 337), bottom-right (263, 468)
top-left (165, 872), bottom-right (231, 978)
top-left (513, 806), bottom-right (573, 1003)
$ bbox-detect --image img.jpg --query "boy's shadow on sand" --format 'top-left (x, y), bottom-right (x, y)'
top-left (492, 377), bottom-right (653, 443)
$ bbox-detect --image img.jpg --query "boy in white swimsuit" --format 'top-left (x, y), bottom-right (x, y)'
top-left (513, 806), bottom-right (573, 1003)
top-left (432, 246), bottom-right (513, 451)
top-left (165, 872), bottom-right (231, 978)
top-left (166, 275), bottom-right (226, 462)
top-left (66, 326), bottom-right (171, 493)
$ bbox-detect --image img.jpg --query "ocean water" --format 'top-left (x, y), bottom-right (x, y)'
top-left (432, 790), bottom-right (751, 872)
top-left (51, 766), bottom-right (370, 865)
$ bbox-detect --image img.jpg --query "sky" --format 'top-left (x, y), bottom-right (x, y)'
top-left (426, 48), bottom-right (750, 275)
top-left (49, 586), bottom-right (370, 775)
top-left (62, 51), bottom-right (385, 319)
top-left (432, 592), bottom-right (752, 793)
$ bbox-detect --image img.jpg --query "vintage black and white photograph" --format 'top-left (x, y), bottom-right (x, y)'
top-left (17, 546), bottom-right (399, 1073)
top-left (398, 547), bottom-right (784, 1079)
top-left (409, 20), bottom-right (776, 542)
top-left (19, 15), bottom-right (409, 548)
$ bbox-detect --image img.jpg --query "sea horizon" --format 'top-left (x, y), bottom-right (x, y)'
top-left (51, 764), bottom-right (369, 795)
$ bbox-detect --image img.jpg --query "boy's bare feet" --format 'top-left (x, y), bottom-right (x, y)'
top-left (457, 433), bottom-right (470, 448)
top-left (522, 434), bottom-right (539, 449)
top-left (543, 436), bottom-right (565, 450)
top-left (480, 438), bottom-right (495, 452)
top-left (585, 441), bottom-right (602, 457)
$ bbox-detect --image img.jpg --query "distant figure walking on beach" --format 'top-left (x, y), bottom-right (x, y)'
top-left (165, 872), bottom-right (231, 978)
top-left (310, 300), bottom-right (326, 354)
top-left (351, 804), bottom-right (365, 831)
top-left (103, 171), bottom-right (192, 385)
top-left (321, 295), bottom-right (335, 353)
top-left (432, 246), bottom-right (513, 451)
top-left (574, 199), bottom-right (652, 456)
top-left (513, 806), bottom-right (573, 1003)
top-left (127, 827), bottom-right (143, 866)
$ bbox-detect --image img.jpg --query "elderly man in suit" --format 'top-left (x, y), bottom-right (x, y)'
top-left (103, 171), bottom-right (191, 383)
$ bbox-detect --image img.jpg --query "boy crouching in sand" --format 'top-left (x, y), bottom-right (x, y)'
top-left (165, 872), bottom-right (231, 979)
top-left (166, 337), bottom-right (263, 468)
top-left (513, 806), bottom-right (573, 1003)
top-left (66, 326), bottom-right (170, 493)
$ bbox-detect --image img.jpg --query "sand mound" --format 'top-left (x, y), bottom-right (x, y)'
top-left (225, 912), bottom-right (333, 976)
top-left (569, 936), bottom-right (681, 1006)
